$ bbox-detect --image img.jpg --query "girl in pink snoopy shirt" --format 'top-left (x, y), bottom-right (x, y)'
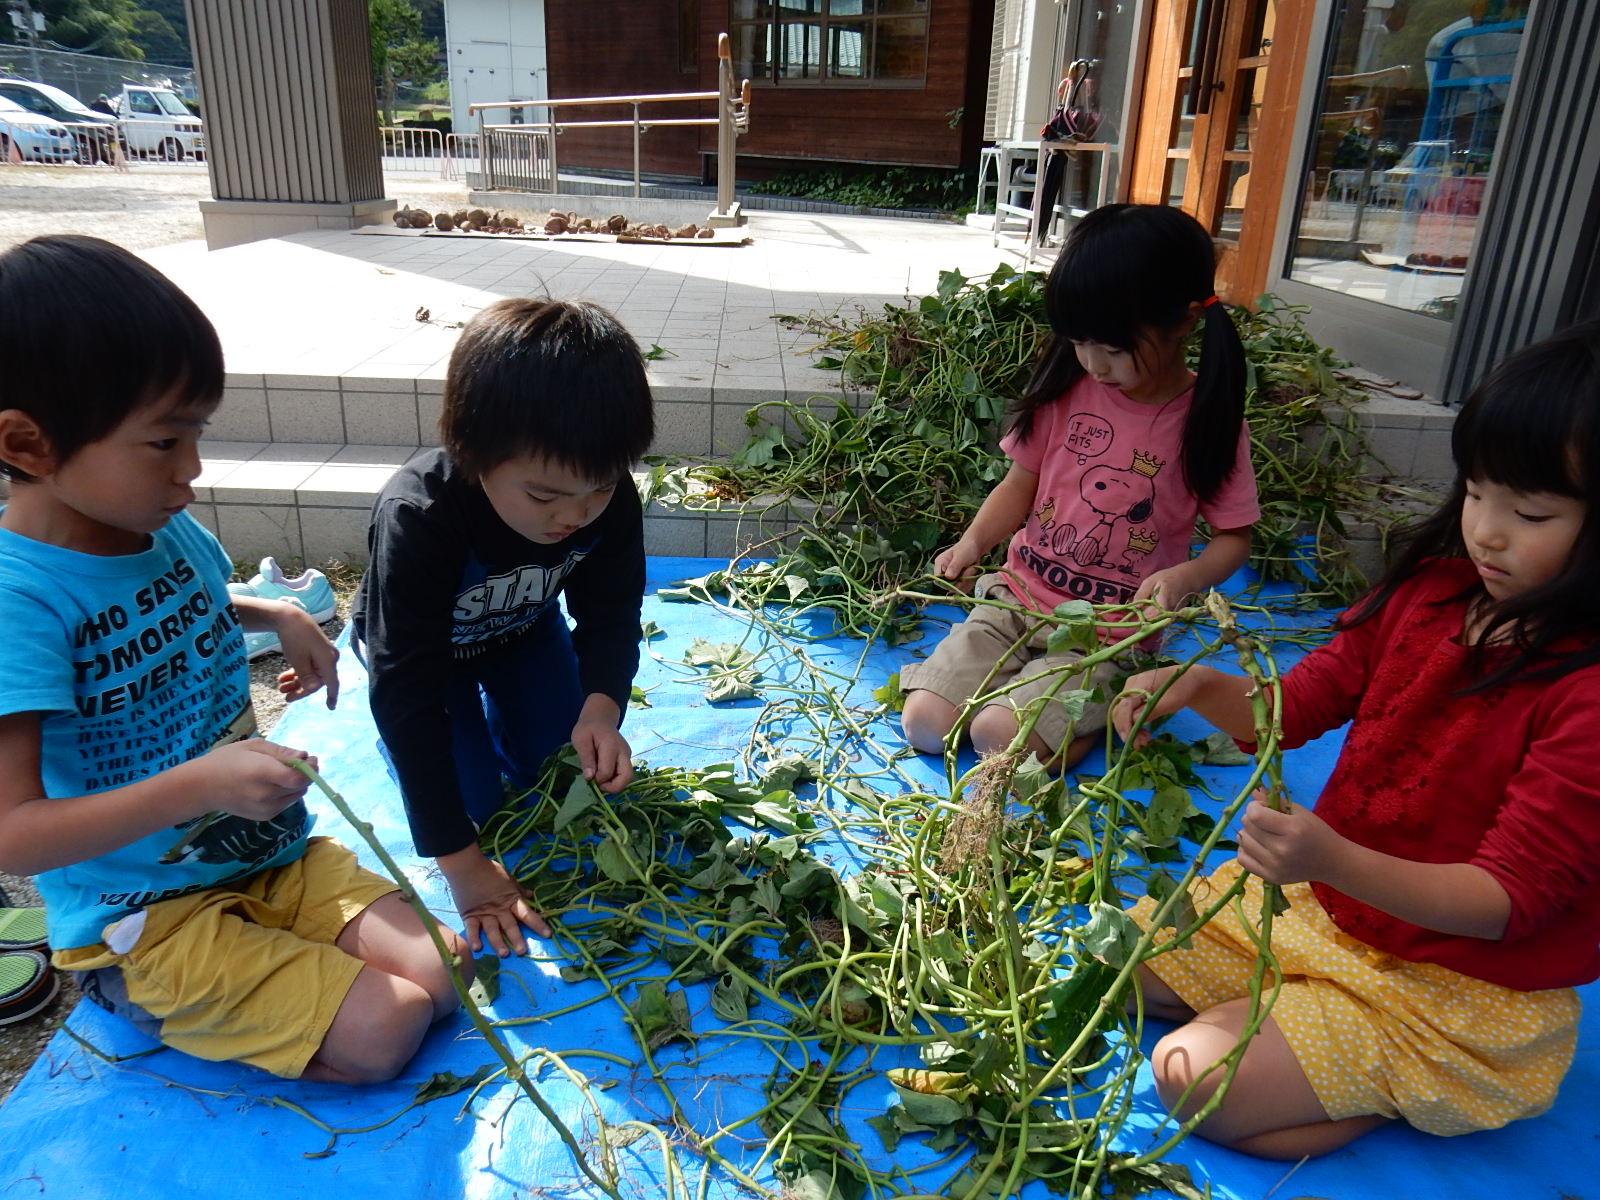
top-left (900, 203), bottom-right (1260, 769)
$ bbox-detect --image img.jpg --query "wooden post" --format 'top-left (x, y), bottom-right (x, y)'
top-left (708, 32), bottom-right (746, 228)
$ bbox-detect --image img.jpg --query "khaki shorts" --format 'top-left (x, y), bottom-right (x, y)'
top-left (901, 575), bottom-right (1144, 749)
top-left (56, 837), bottom-right (397, 1079)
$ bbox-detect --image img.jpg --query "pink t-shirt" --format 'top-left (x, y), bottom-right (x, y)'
top-left (998, 377), bottom-right (1259, 612)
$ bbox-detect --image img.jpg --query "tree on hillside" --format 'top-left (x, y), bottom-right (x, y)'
top-left (370, 0), bottom-right (440, 126)
top-left (36, 0), bottom-right (145, 60)
top-left (130, 0), bottom-right (190, 65)
top-left (127, 7), bottom-right (187, 65)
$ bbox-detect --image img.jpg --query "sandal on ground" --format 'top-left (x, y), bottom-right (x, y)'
top-left (0, 949), bottom-right (59, 1026)
top-left (0, 903), bottom-right (48, 952)
top-left (0, 884), bottom-right (48, 952)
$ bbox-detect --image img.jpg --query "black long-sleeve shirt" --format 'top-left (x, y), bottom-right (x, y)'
top-left (354, 448), bottom-right (644, 856)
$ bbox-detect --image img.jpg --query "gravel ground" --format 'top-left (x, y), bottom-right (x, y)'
top-left (0, 160), bottom-right (474, 253)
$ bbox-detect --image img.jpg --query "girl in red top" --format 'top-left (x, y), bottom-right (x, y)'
top-left (1112, 320), bottom-right (1600, 1159)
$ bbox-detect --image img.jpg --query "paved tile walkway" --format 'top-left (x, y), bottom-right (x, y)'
top-left (144, 211), bottom-right (1020, 398)
top-left (136, 211), bottom-right (1024, 564)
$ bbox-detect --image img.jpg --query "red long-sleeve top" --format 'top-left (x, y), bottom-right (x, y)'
top-left (1274, 558), bottom-right (1600, 991)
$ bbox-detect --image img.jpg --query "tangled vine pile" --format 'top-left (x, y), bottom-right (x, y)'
top-left (271, 588), bottom-right (1313, 1200)
top-left (644, 266), bottom-right (1380, 641)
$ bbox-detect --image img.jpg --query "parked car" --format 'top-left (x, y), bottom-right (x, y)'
top-left (0, 79), bottom-right (120, 163)
top-left (0, 95), bottom-right (76, 164)
top-left (110, 85), bottom-right (204, 161)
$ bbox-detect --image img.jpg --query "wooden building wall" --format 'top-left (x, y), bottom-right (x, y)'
top-left (544, 0), bottom-right (993, 180)
top-left (542, 2), bottom-right (707, 179)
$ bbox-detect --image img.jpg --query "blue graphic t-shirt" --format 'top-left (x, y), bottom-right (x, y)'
top-left (0, 511), bottom-right (310, 949)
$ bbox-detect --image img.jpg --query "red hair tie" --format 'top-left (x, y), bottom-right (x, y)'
top-left (1201, 294), bottom-right (1220, 308)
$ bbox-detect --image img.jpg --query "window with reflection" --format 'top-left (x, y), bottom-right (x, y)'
top-left (1045, 3), bottom-right (1137, 230)
top-left (731, 0), bottom-right (929, 86)
top-left (1288, 1), bottom-right (1528, 320)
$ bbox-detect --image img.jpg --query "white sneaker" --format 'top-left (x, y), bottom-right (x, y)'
top-left (246, 557), bottom-right (337, 623)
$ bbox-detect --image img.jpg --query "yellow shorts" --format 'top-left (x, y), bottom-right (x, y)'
top-left (1129, 860), bottom-right (1581, 1135)
top-left (56, 837), bottom-right (397, 1079)
top-left (901, 575), bottom-right (1143, 748)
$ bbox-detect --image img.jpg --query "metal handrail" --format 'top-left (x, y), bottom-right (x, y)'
top-left (468, 31), bottom-right (750, 218)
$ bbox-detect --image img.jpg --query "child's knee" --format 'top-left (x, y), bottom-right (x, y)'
top-left (358, 987), bottom-right (436, 1083)
top-left (390, 920), bottom-right (472, 1023)
top-left (427, 926), bottom-right (473, 1021)
top-left (968, 705), bottom-right (1020, 754)
top-left (313, 969), bottom-right (437, 1084)
top-left (900, 689), bottom-right (959, 754)
top-left (1150, 1023), bottom-right (1228, 1115)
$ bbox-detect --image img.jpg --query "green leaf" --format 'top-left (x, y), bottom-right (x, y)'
top-left (759, 754), bottom-right (818, 793)
top-left (872, 672), bottom-right (906, 712)
top-left (753, 874), bottom-right (782, 915)
top-left (1080, 902), bottom-right (1141, 968)
top-left (413, 1065), bottom-right (494, 1105)
top-left (628, 685), bottom-right (652, 710)
top-left (942, 1159), bottom-right (1011, 1200)
top-left (1194, 730), bottom-right (1251, 765)
top-left (710, 973), bottom-right (750, 1023)
top-left (704, 671), bottom-right (763, 703)
top-left (552, 774), bottom-right (599, 832)
top-left (967, 1033), bottom-right (1011, 1088)
top-left (886, 1083), bottom-right (968, 1126)
top-left (1145, 871), bottom-right (1199, 934)
top-left (1040, 960), bottom-right (1119, 1058)
top-left (860, 872), bottom-right (905, 921)
top-left (778, 857), bottom-right (837, 899)
top-left (628, 981), bottom-right (695, 1051)
top-left (684, 638), bottom-right (755, 670)
top-left (750, 797), bottom-right (807, 835)
top-left (1046, 600), bottom-right (1099, 653)
top-left (639, 619), bottom-right (665, 641)
top-left (686, 852), bottom-right (742, 892)
top-left (1145, 782), bottom-right (1194, 844)
top-left (594, 834), bottom-right (640, 882)
top-left (864, 1111), bottom-right (905, 1153)
top-left (1010, 753), bottom-right (1052, 803)
top-left (467, 955), bottom-right (500, 1007)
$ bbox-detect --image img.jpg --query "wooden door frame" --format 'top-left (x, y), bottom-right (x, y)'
top-left (1126, 0), bottom-right (1315, 304)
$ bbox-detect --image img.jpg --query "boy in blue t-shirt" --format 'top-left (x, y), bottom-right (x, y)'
top-left (0, 236), bottom-right (469, 1082)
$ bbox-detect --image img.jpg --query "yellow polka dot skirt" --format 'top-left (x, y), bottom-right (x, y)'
top-left (1129, 860), bottom-right (1580, 1135)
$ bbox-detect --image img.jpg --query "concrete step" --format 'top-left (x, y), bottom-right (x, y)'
top-left (189, 373), bottom-right (1452, 572)
top-left (191, 442), bottom-right (782, 567)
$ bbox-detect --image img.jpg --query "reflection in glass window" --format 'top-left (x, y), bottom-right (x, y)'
top-left (1047, 3), bottom-right (1137, 224)
top-left (1288, 1), bottom-right (1527, 321)
top-left (733, 0), bottom-right (928, 86)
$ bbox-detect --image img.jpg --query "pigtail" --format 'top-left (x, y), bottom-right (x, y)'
top-left (1181, 298), bottom-right (1249, 504)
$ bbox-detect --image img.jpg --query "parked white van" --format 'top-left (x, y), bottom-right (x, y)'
top-left (112, 86), bottom-right (204, 160)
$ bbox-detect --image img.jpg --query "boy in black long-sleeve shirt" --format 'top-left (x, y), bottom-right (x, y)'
top-left (354, 298), bottom-right (654, 957)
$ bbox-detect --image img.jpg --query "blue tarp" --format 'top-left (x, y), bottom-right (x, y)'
top-left (1, 557), bottom-right (1596, 1198)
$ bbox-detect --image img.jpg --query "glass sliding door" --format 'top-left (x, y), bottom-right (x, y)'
top-left (1287, 1), bottom-right (1528, 321)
